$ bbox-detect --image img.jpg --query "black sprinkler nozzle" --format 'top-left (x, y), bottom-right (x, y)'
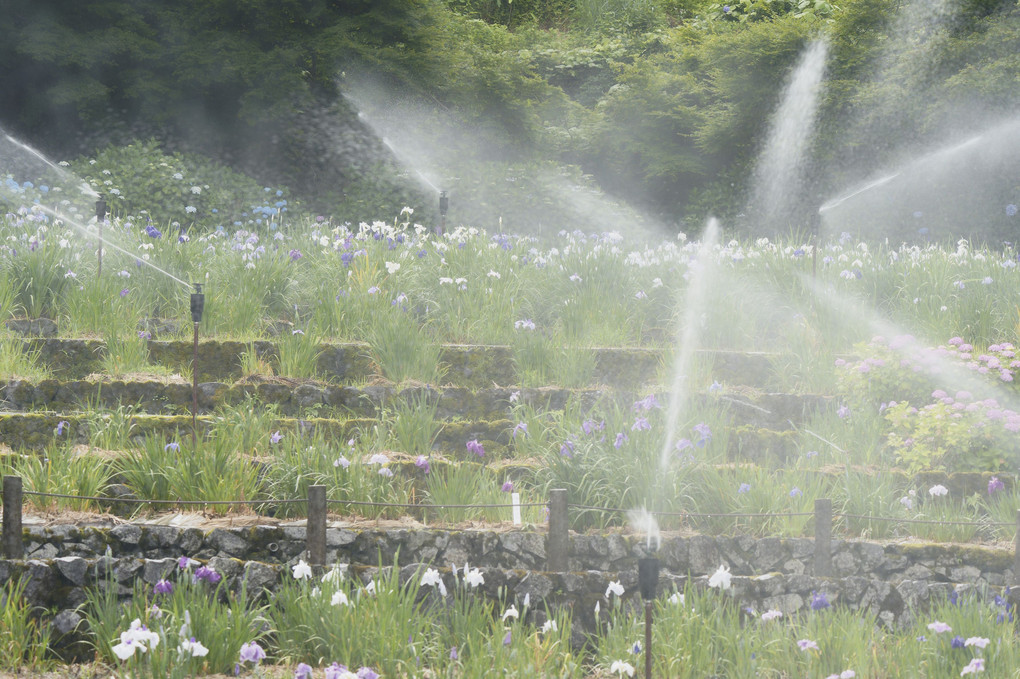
top-left (190, 284), bottom-right (205, 323)
top-left (638, 557), bottom-right (659, 601)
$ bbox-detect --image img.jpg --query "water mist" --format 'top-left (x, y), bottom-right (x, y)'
top-left (749, 37), bottom-right (829, 230)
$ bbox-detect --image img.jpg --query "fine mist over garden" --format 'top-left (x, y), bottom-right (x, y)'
top-left (1, 1), bottom-right (1020, 678)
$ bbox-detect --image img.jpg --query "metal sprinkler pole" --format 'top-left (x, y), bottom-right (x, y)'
top-left (438, 190), bottom-right (449, 236)
top-left (645, 601), bottom-right (653, 679)
top-left (638, 557), bottom-right (659, 679)
top-left (190, 284), bottom-right (205, 450)
top-left (95, 197), bottom-right (106, 278)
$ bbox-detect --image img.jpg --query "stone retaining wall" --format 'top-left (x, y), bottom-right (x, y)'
top-left (4, 553), bottom-right (1013, 658)
top-left (19, 522), bottom-right (1017, 588)
top-left (6, 523), bottom-right (1018, 658)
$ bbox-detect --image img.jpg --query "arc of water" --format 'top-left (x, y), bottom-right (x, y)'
top-left (749, 37), bottom-right (829, 226)
top-left (819, 132), bottom-right (988, 214)
top-left (659, 218), bottom-right (722, 471)
top-left (2, 133), bottom-right (99, 199)
top-left (34, 204), bottom-right (192, 288)
top-left (800, 272), bottom-right (1020, 416)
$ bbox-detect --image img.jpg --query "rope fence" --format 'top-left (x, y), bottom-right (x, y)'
top-left (3, 478), bottom-right (1020, 583)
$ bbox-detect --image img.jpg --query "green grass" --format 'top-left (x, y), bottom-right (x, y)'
top-left (0, 444), bottom-right (111, 512)
top-left (423, 461), bottom-right (507, 523)
top-left (0, 575), bottom-right (52, 672)
top-left (0, 334), bottom-right (50, 380)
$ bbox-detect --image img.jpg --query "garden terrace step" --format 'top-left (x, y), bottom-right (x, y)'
top-left (0, 411), bottom-right (512, 453)
top-left (0, 377), bottom-right (832, 426)
top-left (0, 378), bottom-right (609, 419)
top-left (18, 338), bottom-right (780, 390)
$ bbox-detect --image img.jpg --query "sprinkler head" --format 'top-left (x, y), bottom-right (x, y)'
top-left (190, 283), bottom-right (205, 324)
top-left (638, 557), bottom-right (659, 601)
top-left (439, 191), bottom-right (449, 217)
top-left (95, 197), bottom-right (107, 222)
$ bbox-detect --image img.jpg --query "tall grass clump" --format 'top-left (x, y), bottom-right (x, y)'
top-left (85, 561), bottom-right (268, 677)
top-left (534, 396), bottom-right (726, 530)
top-left (1, 442), bottom-right (110, 512)
top-left (365, 307), bottom-right (444, 384)
top-left (102, 328), bottom-right (157, 376)
top-left (384, 390), bottom-right (442, 456)
top-left (423, 461), bottom-right (507, 523)
top-left (61, 273), bottom-right (138, 337)
top-left (270, 561), bottom-right (428, 675)
top-left (0, 333), bottom-right (50, 381)
top-left (5, 227), bottom-right (73, 319)
top-left (209, 396), bottom-right (278, 454)
top-left (327, 438), bottom-right (413, 520)
top-left (0, 576), bottom-right (52, 672)
top-left (275, 326), bottom-right (323, 379)
top-left (83, 402), bottom-right (140, 451)
top-left (164, 435), bottom-right (262, 510)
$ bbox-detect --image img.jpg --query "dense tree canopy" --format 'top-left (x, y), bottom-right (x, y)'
top-left (1, 0), bottom-right (1018, 234)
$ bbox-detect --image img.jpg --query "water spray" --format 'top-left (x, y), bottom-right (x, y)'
top-left (438, 190), bottom-right (449, 236)
top-left (811, 209), bottom-right (820, 279)
top-left (638, 556), bottom-right (659, 679)
top-left (95, 197), bottom-right (107, 278)
top-left (190, 283), bottom-right (205, 450)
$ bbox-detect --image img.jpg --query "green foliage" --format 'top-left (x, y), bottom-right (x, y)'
top-left (275, 327), bottom-right (323, 380)
top-left (365, 307), bottom-right (445, 384)
top-left (385, 391), bottom-right (443, 457)
top-left (210, 396), bottom-right (278, 454)
top-left (70, 140), bottom-right (297, 233)
top-left (326, 436), bottom-right (413, 520)
top-left (3, 0), bottom-right (1020, 234)
top-left (85, 566), bottom-right (267, 676)
top-left (270, 562), bottom-right (428, 674)
top-left (704, 0), bottom-right (838, 23)
top-left (0, 576), bottom-right (52, 672)
top-left (572, 0), bottom-right (666, 33)
top-left (204, 244), bottom-right (297, 337)
top-left (0, 334), bottom-right (50, 382)
top-left (102, 328), bottom-right (158, 377)
top-left (423, 461), bottom-right (507, 522)
top-left (885, 400), bottom-right (1016, 473)
top-left (118, 433), bottom-right (262, 511)
top-left (4, 230), bottom-right (73, 319)
top-left (2, 445), bottom-right (111, 512)
top-left (166, 436), bottom-right (263, 509)
top-left (444, 0), bottom-right (575, 29)
top-left (830, 468), bottom-right (905, 539)
top-left (532, 396), bottom-right (721, 530)
top-left (0, 269), bottom-right (15, 322)
top-left (581, 17), bottom-right (818, 216)
top-left (836, 335), bottom-right (1020, 472)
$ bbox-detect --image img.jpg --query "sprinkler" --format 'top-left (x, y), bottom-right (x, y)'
top-left (95, 197), bottom-right (107, 277)
top-left (638, 557), bottom-right (659, 679)
top-left (438, 190), bottom-right (449, 236)
top-left (190, 283), bottom-right (205, 449)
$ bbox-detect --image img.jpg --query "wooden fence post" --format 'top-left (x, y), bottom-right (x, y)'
top-left (307, 485), bottom-right (327, 566)
top-left (2, 476), bottom-right (23, 559)
top-left (814, 498), bottom-right (832, 578)
top-left (547, 488), bottom-right (569, 572)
